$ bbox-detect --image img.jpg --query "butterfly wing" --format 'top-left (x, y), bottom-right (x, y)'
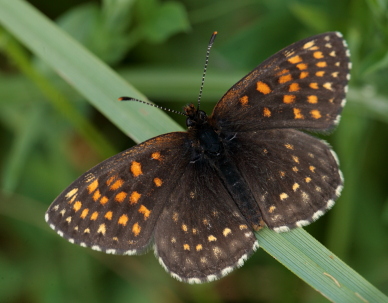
top-left (154, 159), bottom-right (258, 283)
top-left (45, 132), bottom-right (190, 255)
top-left (226, 128), bottom-right (342, 232)
top-left (211, 32), bottom-right (351, 132)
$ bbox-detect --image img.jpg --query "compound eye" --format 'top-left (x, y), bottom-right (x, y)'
top-left (186, 117), bottom-right (195, 127)
top-left (198, 110), bottom-right (207, 121)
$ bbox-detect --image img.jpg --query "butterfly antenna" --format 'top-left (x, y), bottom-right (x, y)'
top-left (119, 97), bottom-right (187, 116)
top-left (197, 31), bottom-right (217, 110)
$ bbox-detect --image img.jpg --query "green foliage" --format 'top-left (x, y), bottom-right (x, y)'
top-left (0, 0), bottom-right (387, 302)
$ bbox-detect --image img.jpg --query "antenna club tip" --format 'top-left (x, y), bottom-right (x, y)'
top-left (118, 96), bottom-right (130, 101)
top-left (213, 31), bottom-right (218, 35)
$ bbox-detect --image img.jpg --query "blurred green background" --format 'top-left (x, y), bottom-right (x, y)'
top-left (0, 0), bottom-right (387, 302)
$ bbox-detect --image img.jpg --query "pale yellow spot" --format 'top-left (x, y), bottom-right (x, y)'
top-left (309, 166), bottom-right (316, 172)
top-left (171, 237), bottom-right (176, 243)
top-left (307, 95), bottom-right (318, 104)
top-left (292, 166), bottom-right (299, 172)
top-left (329, 51), bottom-right (336, 57)
top-left (84, 228), bottom-right (90, 234)
top-left (97, 223), bottom-right (106, 235)
top-left (280, 171), bottom-right (286, 177)
top-left (73, 201), bottom-right (82, 212)
top-left (310, 83), bottom-right (319, 89)
top-left (305, 177), bottom-right (312, 183)
top-left (130, 191), bottom-right (141, 204)
top-left (293, 183), bottom-right (300, 191)
top-left (192, 228), bottom-right (197, 234)
top-left (313, 51), bottom-right (324, 59)
top-left (69, 195), bottom-right (77, 204)
top-left (323, 82), bottom-right (333, 90)
top-left (151, 152), bottom-right (161, 160)
top-left (87, 179), bottom-right (99, 194)
top-left (80, 208), bottom-right (89, 219)
top-left (203, 219), bottom-right (209, 225)
top-left (65, 216), bottom-right (71, 223)
top-left (256, 81), bottom-right (272, 94)
top-left (172, 212), bottom-right (178, 222)
top-left (331, 72), bottom-right (339, 77)
top-left (292, 155), bottom-right (299, 163)
top-left (303, 41), bottom-right (315, 49)
top-left (279, 74), bottom-right (293, 83)
top-left (110, 179), bottom-right (124, 191)
top-left (196, 244), bottom-right (203, 251)
top-left (316, 61), bottom-right (327, 68)
top-left (316, 71), bottom-right (325, 77)
top-left (269, 206), bottom-right (276, 213)
top-left (153, 177), bottom-right (163, 187)
top-left (283, 95), bottom-right (296, 104)
top-left (288, 55), bottom-right (302, 64)
top-left (118, 214), bottom-right (129, 226)
top-left (325, 43), bottom-right (333, 48)
top-left (183, 244), bottom-right (190, 251)
top-left (100, 196), bottom-right (109, 205)
top-left (200, 257), bottom-right (207, 263)
top-left (293, 108), bottom-right (304, 119)
top-left (132, 222), bottom-right (141, 236)
top-left (280, 193), bottom-right (289, 200)
top-left (65, 188), bottom-right (78, 199)
top-left (182, 224), bottom-right (188, 232)
top-left (263, 107), bottom-right (271, 117)
top-left (335, 62), bottom-right (340, 66)
top-left (285, 143), bottom-right (294, 150)
top-left (115, 191), bottom-right (127, 203)
top-left (223, 228), bottom-right (232, 237)
top-left (239, 95), bottom-right (249, 106)
top-left (93, 189), bottom-right (101, 202)
top-left (239, 224), bottom-right (248, 230)
top-left (104, 211), bottom-right (113, 220)
top-left (113, 237), bottom-right (118, 241)
top-left (138, 205), bottom-right (151, 220)
top-left (310, 110), bottom-right (322, 119)
top-left (130, 161), bottom-right (143, 177)
top-left (300, 71), bottom-right (309, 79)
top-left (90, 211), bottom-right (98, 221)
top-left (296, 63), bottom-right (308, 70)
top-left (208, 235), bottom-right (217, 242)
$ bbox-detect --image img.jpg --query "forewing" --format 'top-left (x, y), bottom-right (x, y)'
top-left (154, 160), bottom-right (259, 284)
top-left (211, 32), bottom-right (351, 132)
top-left (45, 132), bottom-right (190, 255)
top-left (228, 129), bottom-right (342, 232)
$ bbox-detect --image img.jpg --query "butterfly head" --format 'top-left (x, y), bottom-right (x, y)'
top-left (185, 104), bottom-right (208, 129)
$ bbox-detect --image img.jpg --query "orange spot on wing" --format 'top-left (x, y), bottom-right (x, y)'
top-left (307, 95), bottom-right (318, 103)
top-left (263, 107), bottom-right (271, 117)
top-left (100, 196), bottom-right (109, 205)
top-left (130, 191), bottom-right (141, 204)
top-left (93, 189), bottom-right (101, 202)
top-left (296, 63), bottom-right (308, 70)
top-left (316, 61), bottom-right (327, 67)
top-left (151, 152), bottom-right (161, 160)
top-left (299, 71), bottom-right (309, 79)
top-left (105, 211), bottom-right (113, 220)
top-left (80, 208), bottom-right (89, 219)
top-left (256, 81), bottom-right (272, 94)
top-left (288, 55), bottom-right (302, 64)
top-left (289, 83), bottom-right (300, 92)
top-left (118, 214), bottom-right (129, 226)
top-left (138, 205), bottom-right (151, 220)
top-left (87, 180), bottom-right (98, 193)
top-left (239, 95), bottom-right (249, 106)
top-left (131, 161), bottom-right (143, 177)
top-left (293, 108), bottom-right (304, 119)
top-left (316, 71), bottom-right (325, 77)
top-left (110, 179), bottom-right (124, 190)
top-left (310, 110), bottom-right (322, 119)
top-left (313, 51), bottom-right (324, 59)
top-left (132, 222), bottom-right (141, 236)
top-left (90, 211), bottom-right (98, 221)
top-left (73, 201), bottom-right (82, 212)
top-left (310, 83), bottom-right (319, 89)
top-left (279, 74), bottom-right (292, 83)
top-left (283, 95), bottom-right (296, 104)
top-left (115, 191), bottom-right (127, 203)
top-left (153, 178), bottom-right (163, 187)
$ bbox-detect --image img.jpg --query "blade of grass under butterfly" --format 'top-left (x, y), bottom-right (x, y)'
top-left (0, 1), bottom-right (386, 302)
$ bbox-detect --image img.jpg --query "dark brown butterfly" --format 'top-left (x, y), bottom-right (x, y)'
top-left (46, 32), bottom-right (351, 283)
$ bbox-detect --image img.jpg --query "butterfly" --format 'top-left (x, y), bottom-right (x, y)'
top-left (46, 32), bottom-right (351, 284)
